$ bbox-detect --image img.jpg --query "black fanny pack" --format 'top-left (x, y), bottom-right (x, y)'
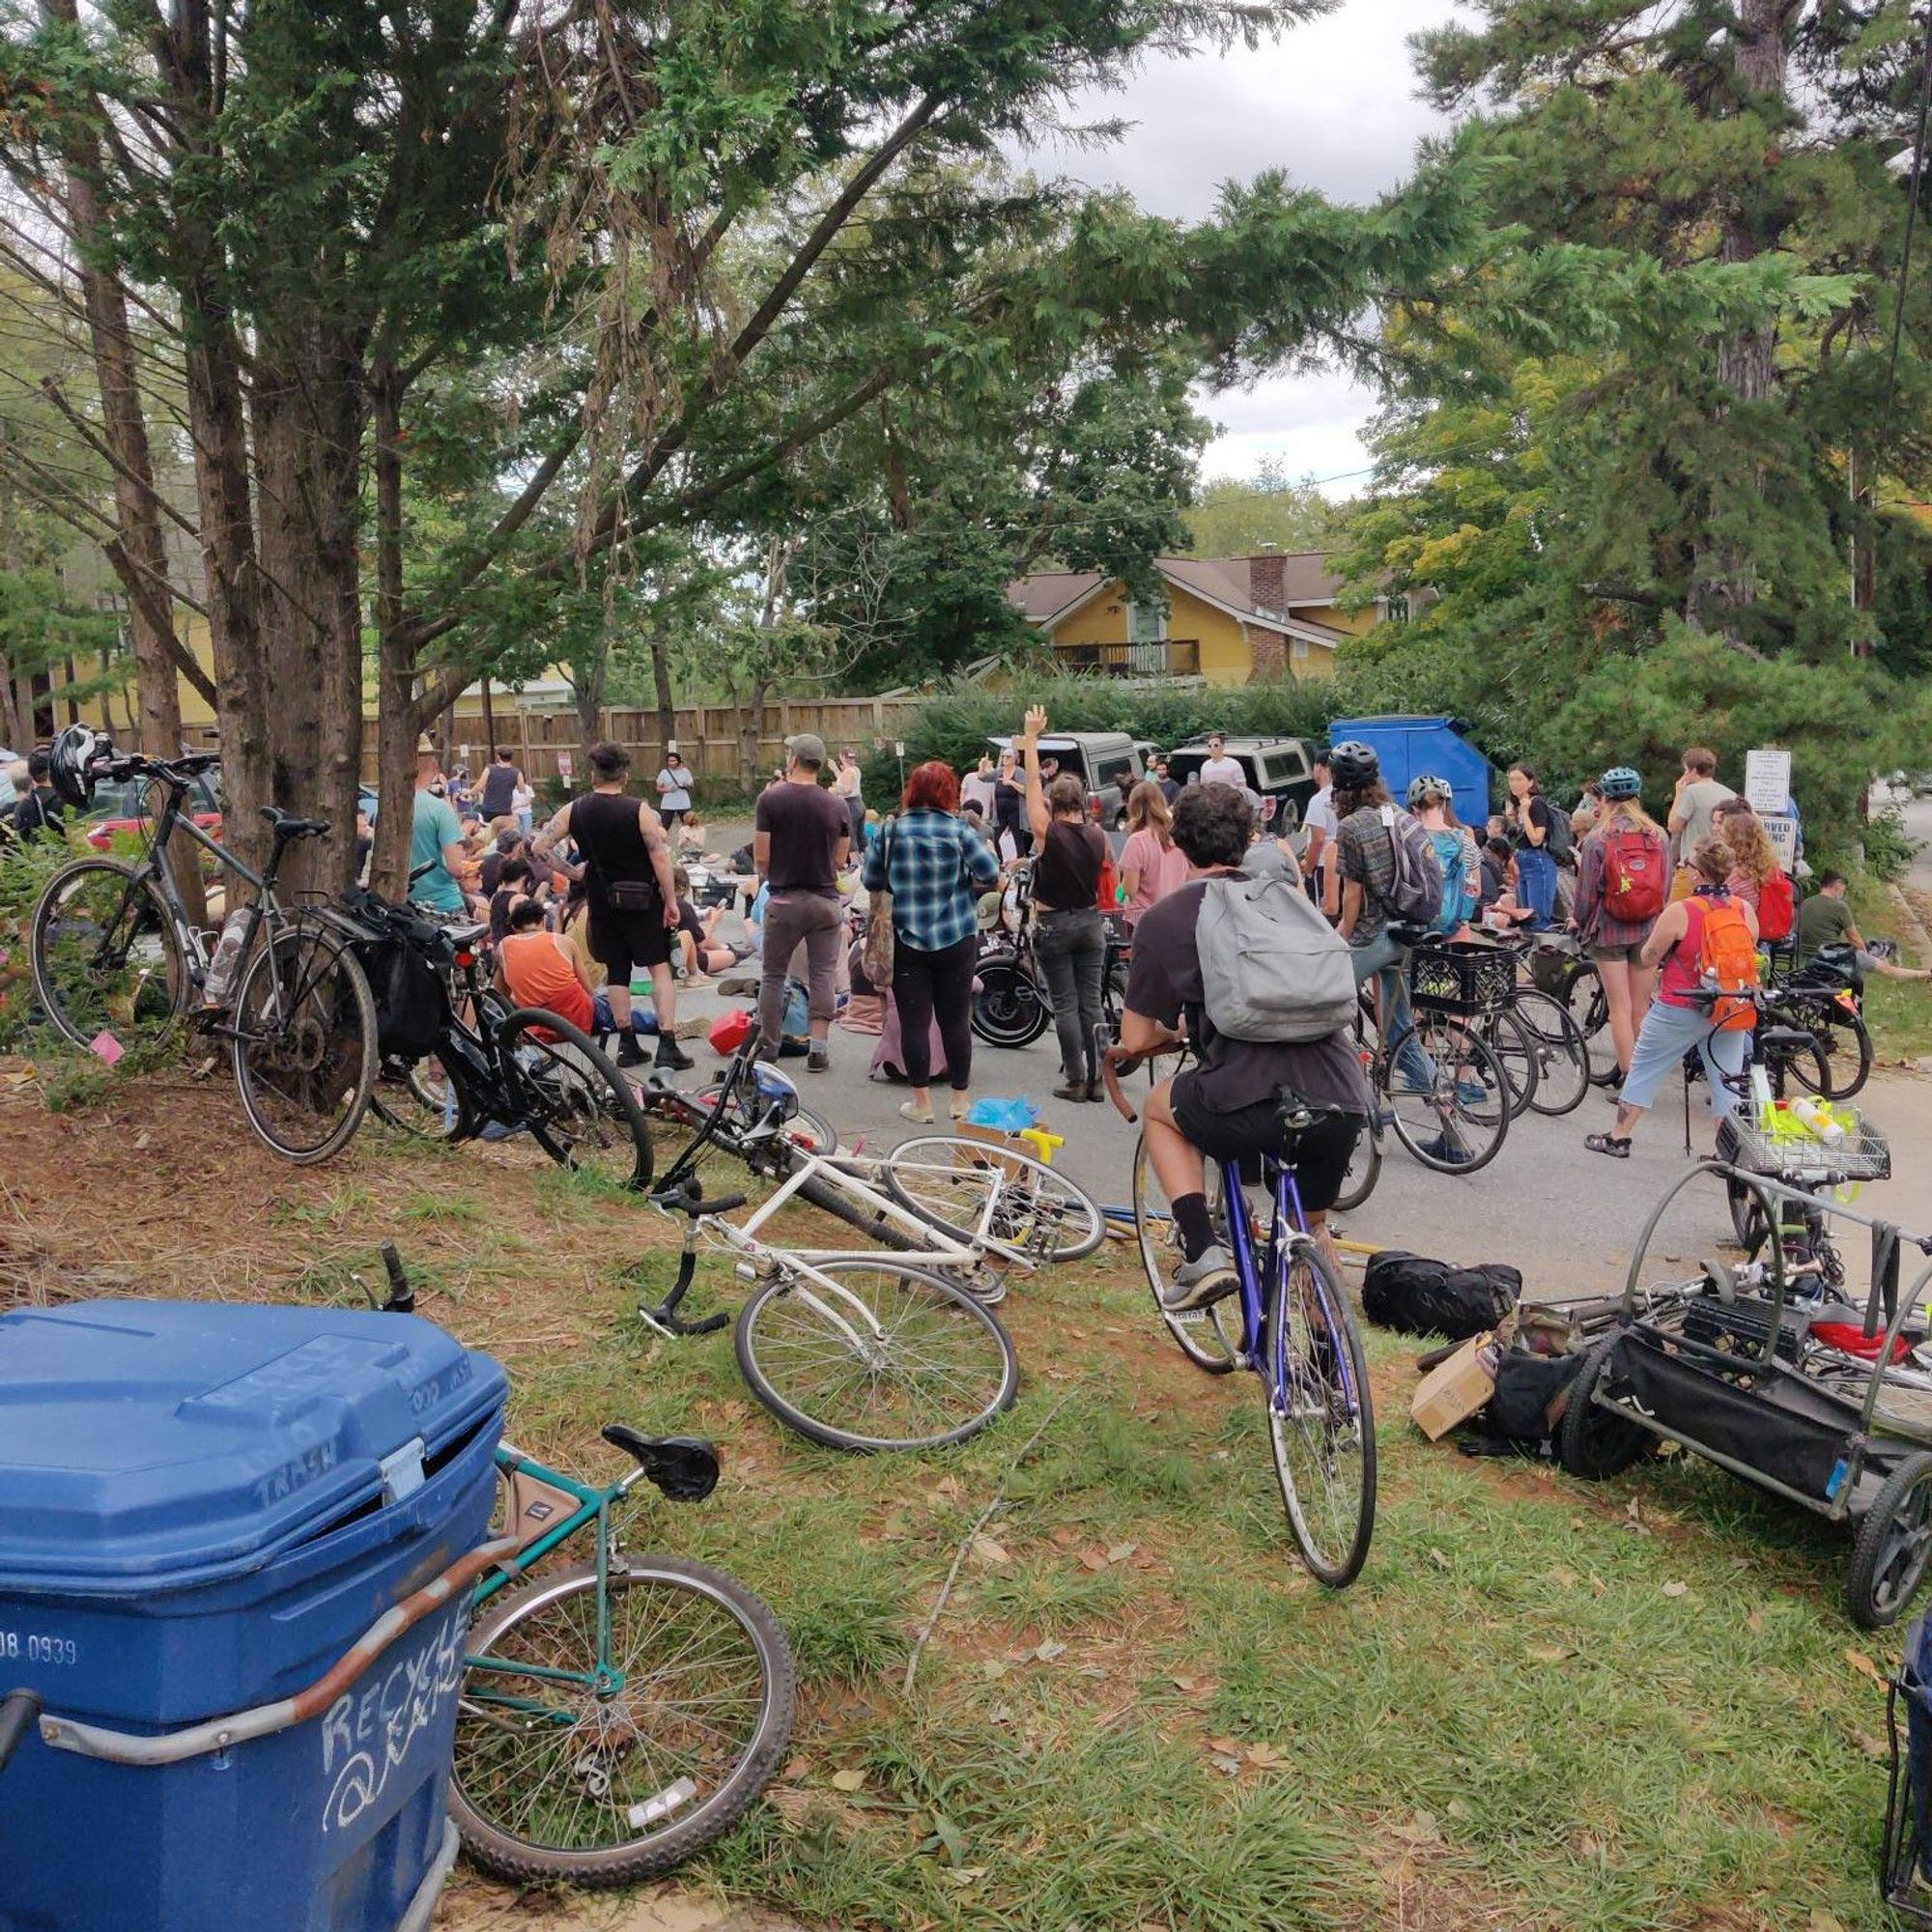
top-left (604, 877), bottom-right (657, 913)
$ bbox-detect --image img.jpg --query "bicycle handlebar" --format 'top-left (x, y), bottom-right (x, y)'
top-left (1095, 1027), bottom-right (1144, 1124)
top-left (0, 1690), bottom-right (43, 1776)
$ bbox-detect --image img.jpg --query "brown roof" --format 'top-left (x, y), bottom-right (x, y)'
top-left (1007, 554), bottom-right (1346, 632)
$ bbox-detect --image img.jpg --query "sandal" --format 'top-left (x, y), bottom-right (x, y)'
top-left (1584, 1133), bottom-right (1632, 1159)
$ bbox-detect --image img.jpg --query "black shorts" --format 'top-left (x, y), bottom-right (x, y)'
top-left (1170, 1071), bottom-right (1362, 1213)
top-left (588, 902), bottom-right (671, 980)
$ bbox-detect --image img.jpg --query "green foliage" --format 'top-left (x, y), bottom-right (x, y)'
top-left (1183, 457), bottom-right (1340, 557)
top-left (0, 835), bottom-right (75, 1051)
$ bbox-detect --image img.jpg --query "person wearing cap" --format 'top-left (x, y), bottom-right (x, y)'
top-left (411, 736), bottom-right (471, 915)
top-left (531, 740), bottom-right (691, 1071)
top-left (753, 732), bottom-right (850, 1072)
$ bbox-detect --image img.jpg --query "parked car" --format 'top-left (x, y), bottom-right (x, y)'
top-left (986, 730), bottom-right (1144, 828)
top-left (1164, 735), bottom-right (1319, 833)
top-left (84, 766), bottom-right (223, 851)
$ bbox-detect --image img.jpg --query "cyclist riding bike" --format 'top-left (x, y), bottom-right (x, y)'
top-left (1114, 784), bottom-right (1369, 1312)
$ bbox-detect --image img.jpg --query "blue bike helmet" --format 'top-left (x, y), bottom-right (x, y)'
top-left (1601, 766), bottom-right (1643, 802)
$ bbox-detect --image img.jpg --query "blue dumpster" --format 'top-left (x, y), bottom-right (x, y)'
top-left (0, 1300), bottom-right (508, 1932)
top-left (1327, 715), bottom-right (1494, 830)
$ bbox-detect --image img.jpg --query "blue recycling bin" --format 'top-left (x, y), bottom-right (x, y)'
top-left (0, 1300), bottom-right (507, 1932)
top-left (1327, 714), bottom-right (1495, 830)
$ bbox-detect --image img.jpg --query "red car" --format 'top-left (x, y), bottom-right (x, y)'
top-left (83, 769), bottom-right (223, 851)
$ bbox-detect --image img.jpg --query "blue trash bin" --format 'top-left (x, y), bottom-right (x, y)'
top-left (0, 1299), bottom-right (508, 1932)
top-left (1326, 714), bottom-right (1495, 832)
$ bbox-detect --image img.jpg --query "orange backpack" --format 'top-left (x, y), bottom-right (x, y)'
top-left (1695, 897), bottom-right (1760, 1033)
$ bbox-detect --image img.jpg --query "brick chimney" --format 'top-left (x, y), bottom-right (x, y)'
top-left (1247, 545), bottom-right (1284, 616)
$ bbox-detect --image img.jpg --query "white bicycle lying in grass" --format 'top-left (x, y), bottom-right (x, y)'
top-left (634, 1043), bottom-right (1103, 1451)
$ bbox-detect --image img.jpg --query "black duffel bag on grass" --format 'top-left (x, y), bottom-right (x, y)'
top-left (1362, 1250), bottom-right (1521, 1340)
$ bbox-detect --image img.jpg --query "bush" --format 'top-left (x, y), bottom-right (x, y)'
top-left (0, 835), bottom-right (79, 1051)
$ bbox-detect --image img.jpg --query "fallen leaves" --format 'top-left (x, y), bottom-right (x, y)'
top-left (1662, 1580), bottom-right (1688, 1599)
top-left (829, 1767), bottom-right (867, 1793)
top-left (966, 1533), bottom-right (1010, 1570)
top-left (1846, 1647), bottom-right (1889, 1690)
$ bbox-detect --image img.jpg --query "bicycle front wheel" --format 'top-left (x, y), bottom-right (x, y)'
top-left (884, 1134), bottom-right (1104, 1262)
top-left (1510, 989), bottom-right (1591, 1118)
top-left (1382, 1014), bottom-right (1510, 1175)
top-left (497, 1008), bottom-right (654, 1191)
top-left (735, 1259), bottom-right (1019, 1451)
top-left (1267, 1240), bottom-right (1376, 1588)
top-left (1784, 1005), bottom-right (1872, 1102)
top-left (1130, 1134), bottom-right (1241, 1374)
top-left (451, 1555), bottom-right (796, 1887)
top-left (30, 857), bottom-right (189, 1051)
top-left (230, 926), bottom-right (377, 1163)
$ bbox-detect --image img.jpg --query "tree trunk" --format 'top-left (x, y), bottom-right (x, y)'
top-left (371, 364), bottom-right (417, 900)
top-left (572, 640), bottom-right (608, 782)
top-left (649, 628), bottom-right (676, 761)
top-left (480, 676), bottom-right (496, 758)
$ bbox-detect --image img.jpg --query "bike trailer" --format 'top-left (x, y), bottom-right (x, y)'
top-left (0, 1300), bottom-right (507, 1932)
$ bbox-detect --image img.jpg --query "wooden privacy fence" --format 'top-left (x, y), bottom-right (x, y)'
top-left (356, 696), bottom-right (929, 789)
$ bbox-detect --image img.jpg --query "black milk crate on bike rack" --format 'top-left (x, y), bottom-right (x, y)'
top-left (1409, 941), bottom-right (1517, 1016)
top-left (1717, 1113), bottom-right (1892, 1186)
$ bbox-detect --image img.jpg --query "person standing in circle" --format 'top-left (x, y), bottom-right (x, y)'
top-left (1572, 766), bottom-right (1667, 1086)
top-left (753, 732), bottom-right (851, 1072)
top-left (1022, 705), bottom-right (1109, 1102)
top-left (1504, 762), bottom-right (1558, 929)
top-left (992, 745), bottom-right (1030, 859)
top-left (654, 750), bottom-right (693, 835)
top-left (833, 747), bottom-right (867, 852)
top-left (865, 760), bottom-right (1000, 1124)
top-left (477, 745), bottom-right (524, 825)
top-left (1198, 733), bottom-right (1245, 792)
top-left (1118, 781), bottom-right (1188, 931)
top-left (532, 741), bottom-right (691, 1072)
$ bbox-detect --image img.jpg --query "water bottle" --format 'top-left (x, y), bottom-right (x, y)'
top-left (201, 910), bottom-right (249, 1007)
top-left (1791, 1095), bottom-right (1847, 1146)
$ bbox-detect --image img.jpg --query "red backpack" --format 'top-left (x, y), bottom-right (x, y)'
top-left (1756, 869), bottom-right (1795, 944)
top-left (1601, 826), bottom-right (1665, 924)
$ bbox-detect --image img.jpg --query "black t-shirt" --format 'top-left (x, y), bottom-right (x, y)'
top-left (754, 780), bottom-right (849, 894)
top-left (1124, 876), bottom-right (1369, 1119)
top-left (488, 885), bottom-right (525, 943)
top-left (676, 896), bottom-right (705, 942)
top-left (1515, 797), bottom-right (1553, 852)
top-left (993, 777), bottom-right (1025, 826)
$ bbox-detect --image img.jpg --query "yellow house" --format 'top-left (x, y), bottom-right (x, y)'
top-left (1006, 551), bottom-right (1388, 685)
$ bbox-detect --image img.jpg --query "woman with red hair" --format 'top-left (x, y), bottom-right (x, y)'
top-left (863, 759), bottom-right (1001, 1122)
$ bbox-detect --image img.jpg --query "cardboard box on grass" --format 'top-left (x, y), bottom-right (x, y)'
top-left (1411, 1330), bottom-right (1506, 1441)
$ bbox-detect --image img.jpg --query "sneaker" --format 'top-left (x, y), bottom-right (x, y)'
top-left (899, 1099), bottom-right (935, 1125)
top-left (674, 1014), bottom-right (710, 1040)
top-left (1456, 1079), bottom-right (1491, 1106)
top-left (1160, 1244), bottom-right (1239, 1313)
top-left (654, 1037), bottom-right (695, 1072)
top-left (615, 1037), bottom-right (648, 1069)
top-left (807, 1041), bottom-right (830, 1073)
top-left (1416, 1133), bottom-right (1474, 1167)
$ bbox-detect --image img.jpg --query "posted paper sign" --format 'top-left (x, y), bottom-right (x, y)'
top-left (1745, 749), bottom-right (1792, 814)
top-left (1762, 813), bottom-right (1800, 869)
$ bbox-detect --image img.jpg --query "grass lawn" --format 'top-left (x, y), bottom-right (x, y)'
top-left (1850, 874), bottom-right (1932, 1069)
top-left (0, 1069), bottom-right (1909, 1932)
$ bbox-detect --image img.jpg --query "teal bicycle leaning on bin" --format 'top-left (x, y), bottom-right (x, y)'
top-left (450, 1426), bottom-right (796, 1885)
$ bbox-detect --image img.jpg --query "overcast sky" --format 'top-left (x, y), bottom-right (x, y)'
top-left (1018, 0), bottom-right (1466, 493)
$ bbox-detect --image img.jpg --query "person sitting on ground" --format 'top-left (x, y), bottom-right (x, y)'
top-left (1585, 835), bottom-right (1759, 1159)
top-left (1796, 870), bottom-right (1931, 982)
top-left (479, 827), bottom-right (523, 897)
top-left (1114, 783), bottom-right (1370, 1311)
top-left (489, 855), bottom-right (535, 944)
top-left (671, 865), bottom-right (738, 979)
top-left (677, 811), bottom-right (709, 861)
top-left (496, 895), bottom-right (626, 1042)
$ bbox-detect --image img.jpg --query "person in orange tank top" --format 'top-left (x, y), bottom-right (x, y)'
top-left (495, 896), bottom-right (622, 1041)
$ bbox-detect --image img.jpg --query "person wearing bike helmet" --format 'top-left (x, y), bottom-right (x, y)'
top-left (1572, 766), bottom-right (1667, 1087)
top-left (1331, 741), bottom-right (1435, 1098)
top-left (1406, 774), bottom-right (1479, 938)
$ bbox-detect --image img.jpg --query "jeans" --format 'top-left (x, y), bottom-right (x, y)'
top-left (1620, 999), bottom-right (1749, 1115)
top-left (893, 932), bottom-right (978, 1090)
top-left (1515, 846), bottom-right (1557, 929)
top-left (757, 891), bottom-right (841, 1051)
top-left (1350, 929), bottom-right (1433, 1090)
top-left (1034, 907), bottom-right (1105, 1085)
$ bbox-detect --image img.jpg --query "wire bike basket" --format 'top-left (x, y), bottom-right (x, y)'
top-left (1409, 940), bottom-right (1517, 1017)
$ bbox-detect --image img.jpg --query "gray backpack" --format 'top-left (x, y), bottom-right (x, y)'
top-left (1197, 873), bottom-right (1358, 1044)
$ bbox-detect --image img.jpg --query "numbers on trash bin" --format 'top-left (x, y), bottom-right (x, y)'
top-left (0, 1631), bottom-right (78, 1666)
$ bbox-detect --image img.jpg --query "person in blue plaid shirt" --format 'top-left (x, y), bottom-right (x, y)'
top-left (864, 760), bottom-right (1002, 1123)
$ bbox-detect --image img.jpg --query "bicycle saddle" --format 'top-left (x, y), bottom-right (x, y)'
top-left (600, 1426), bottom-right (720, 1502)
top-left (258, 806), bottom-right (329, 838)
top-left (1756, 1025), bottom-right (1818, 1059)
top-left (1383, 921), bottom-right (1430, 948)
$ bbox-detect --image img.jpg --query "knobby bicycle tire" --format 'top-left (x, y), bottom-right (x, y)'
top-left (230, 925), bottom-right (378, 1164)
top-left (497, 1007), bottom-right (654, 1191)
top-left (450, 1554), bottom-right (796, 1885)
top-left (970, 957), bottom-right (1052, 1047)
top-left (734, 1259), bottom-right (1019, 1451)
top-left (30, 856), bottom-right (190, 1051)
top-left (1267, 1239), bottom-right (1376, 1588)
